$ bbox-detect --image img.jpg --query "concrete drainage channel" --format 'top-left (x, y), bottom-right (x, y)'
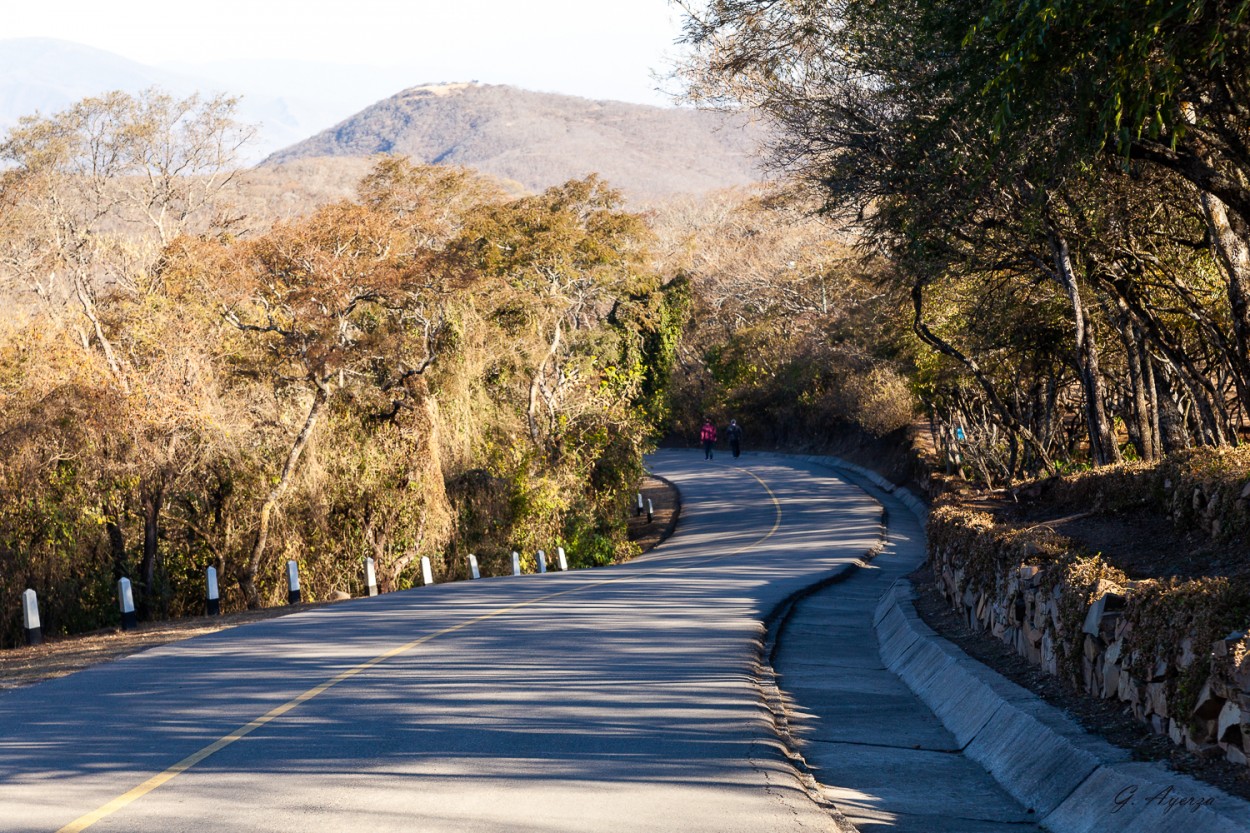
top-left (756, 452), bottom-right (1250, 833)
top-left (755, 503), bottom-right (888, 833)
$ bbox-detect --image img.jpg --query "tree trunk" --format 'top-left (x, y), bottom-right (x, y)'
top-left (1103, 275), bottom-right (1232, 445)
top-left (1201, 190), bottom-right (1250, 414)
top-left (1143, 345), bottom-right (1161, 455)
top-left (239, 378), bottom-right (330, 609)
top-left (1110, 297), bottom-right (1158, 461)
top-left (1126, 326), bottom-right (1157, 461)
top-left (911, 280), bottom-right (1055, 474)
top-left (1154, 371), bottom-right (1191, 453)
top-left (1047, 227), bottom-right (1121, 466)
top-left (73, 273), bottom-right (130, 394)
top-left (139, 481), bottom-right (165, 618)
top-left (527, 318), bottom-right (562, 444)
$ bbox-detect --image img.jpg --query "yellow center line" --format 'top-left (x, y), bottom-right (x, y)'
top-left (56, 463), bottom-right (785, 833)
top-left (732, 463), bottom-right (783, 542)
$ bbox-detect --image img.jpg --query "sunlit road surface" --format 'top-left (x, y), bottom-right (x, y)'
top-left (0, 450), bottom-right (882, 833)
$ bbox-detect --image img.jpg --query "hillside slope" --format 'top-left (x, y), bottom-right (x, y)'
top-left (262, 83), bottom-right (766, 200)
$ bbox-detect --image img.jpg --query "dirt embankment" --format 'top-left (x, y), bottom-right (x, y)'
top-left (626, 474), bottom-right (680, 553)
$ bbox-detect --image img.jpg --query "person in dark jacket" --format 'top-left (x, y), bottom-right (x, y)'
top-left (700, 417), bottom-right (717, 459)
top-left (726, 419), bottom-right (743, 458)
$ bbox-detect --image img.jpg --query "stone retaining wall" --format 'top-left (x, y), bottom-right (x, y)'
top-left (928, 505), bottom-right (1250, 769)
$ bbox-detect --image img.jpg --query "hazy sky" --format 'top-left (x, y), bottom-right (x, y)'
top-left (5, 0), bottom-right (690, 106)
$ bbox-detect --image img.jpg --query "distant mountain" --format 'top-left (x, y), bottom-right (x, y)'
top-left (0, 38), bottom-right (353, 162)
top-left (0, 39), bottom-right (191, 119)
top-left (0, 41), bottom-right (769, 199)
top-left (262, 83), bottom-right (767, 201)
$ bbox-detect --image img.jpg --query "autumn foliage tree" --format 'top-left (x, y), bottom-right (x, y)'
top-left (648, 187), bottom-right (912, 446)
top-left (0, 90), bottom-right (682, 643)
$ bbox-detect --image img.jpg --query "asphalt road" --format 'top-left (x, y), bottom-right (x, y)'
top-left (0, 450), bottom-right (883, 833)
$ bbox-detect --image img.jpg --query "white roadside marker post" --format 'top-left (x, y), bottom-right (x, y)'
top-left (286, 560), bottom-right (301, 605)
top-left (206, 567), bottom-right (220, 616)
top-left (557, 547), bottom-right (568, 571)
top-left (117, 577), bottom-right (137, 631)
top-left (468, 554), bottom-right (480, 580)
top-left (537, 550), bottom-right (547, 573)
top-left (21, 589), bottom-right (41, 646)
top-left (636, 492), bottom-right (643, 517)
top-left (511, 551), bottom-right (522, 576)
top-left (647, 499), bottom-right (654, 524)
top-left (421, 556), bottom-right (435, 586)
top-left (365, 557), bottom-right (379, 597)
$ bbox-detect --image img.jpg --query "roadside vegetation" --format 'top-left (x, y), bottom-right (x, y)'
top-left (7, 2), bottom-right (1250, 648)
top-left (678, 0), bottom-right (1250, 485)
top-left (0, 91), bottom-right (686, 646)
top-left (647, 189), bottom-right (914, 447)
top-left (670, 0), bottom-right (1250, 774)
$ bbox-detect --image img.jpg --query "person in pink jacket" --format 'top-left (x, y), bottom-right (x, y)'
top-left (700, 417), bottom-right (718, 460)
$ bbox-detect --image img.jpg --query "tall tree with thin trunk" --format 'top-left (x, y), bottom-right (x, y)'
top-left (223, 202), bottom-right (420, 608)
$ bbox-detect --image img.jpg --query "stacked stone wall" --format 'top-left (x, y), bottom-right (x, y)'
top-left (929, 502), bottom-right (1250, 768)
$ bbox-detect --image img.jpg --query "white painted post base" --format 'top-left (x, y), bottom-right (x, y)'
top-left (365, 557), bottom-right (379, 597)
top-left (206, 566), bottom-right (220, 616)
top-left (21, 589), bottom-right (41, 646)
top-left (117, 577), bottom-right (137, 631)
top-left (646, 498), bottom-right (654, 523)
top-left (421, 556), bottom-right (434, 586)
top-left (636, 492), bottom-right (643, 516)
top-left (557, 547), bottom-right (568, 571)
top-left (511, 551), bottom-right (521, 576)
top-left (537, 550), bottom-right (547, 573)
top-left (286, 560), bottom-right (301, 605)
top-left (468, 554), bottom-right (480, 580)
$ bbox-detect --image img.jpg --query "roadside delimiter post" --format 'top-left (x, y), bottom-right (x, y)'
top-left (365, 557), bottom-right (378, 597)
top-left (117, 578), bottom-right (137, 631)
top-left (21, 589), bottom-right (41, 646)
top-left (468, 554), bottom-right (480, 580)
top-left (511, 551), bottom-right (521, 576)
top-left (421, 556), bottom-right (434, 586)
top-left (286, 560), bottom-right (301, 605)
top-left (206, 566), bottom-right (220, 616)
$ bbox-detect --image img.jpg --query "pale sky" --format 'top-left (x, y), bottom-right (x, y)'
top-left (5, 0), bottom-right (690, 106)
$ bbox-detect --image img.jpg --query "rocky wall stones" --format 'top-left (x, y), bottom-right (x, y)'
top-left (929, 505), bottom-right (1250, 769)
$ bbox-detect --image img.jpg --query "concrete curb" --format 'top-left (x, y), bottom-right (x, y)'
top-left (749, 451), bottom-right (1250, 833)
top-left (644, 471), bottom-right (683, 550)
top-left (875, 578), bottom-right (1250, 832)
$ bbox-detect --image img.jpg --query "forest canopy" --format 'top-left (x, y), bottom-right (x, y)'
top-left (677, 0), bottom-right (1250, 482)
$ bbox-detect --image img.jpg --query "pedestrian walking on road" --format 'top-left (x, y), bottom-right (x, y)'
top-left (700, 417), bottom-right (717, 460)
top-left (726, 419), bottom-right (743, 458)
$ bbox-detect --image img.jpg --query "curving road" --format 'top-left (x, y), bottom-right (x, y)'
top-left (0, 450), bottom-right (883, 833)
